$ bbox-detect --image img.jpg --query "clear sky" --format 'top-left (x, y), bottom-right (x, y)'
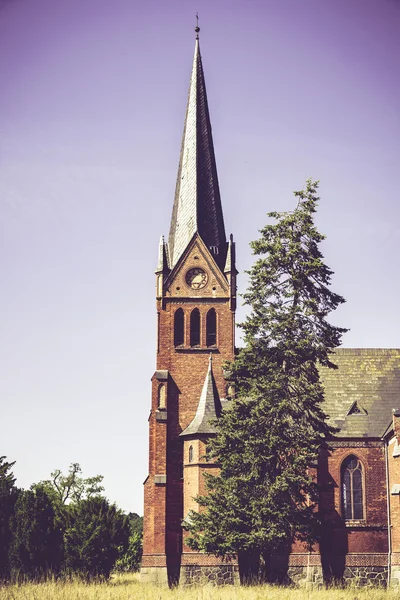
top-left (1, 0), bottom-right (399, 514)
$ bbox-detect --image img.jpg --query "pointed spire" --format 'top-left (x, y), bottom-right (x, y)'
top-left (224, 233), bottom-right (237, 274)
top-left (168, 36), bottom-right (226, 270)
top-left (156, 235), bottom-right (169, 273)
top-left (180, 355), bottom-right (221, 436)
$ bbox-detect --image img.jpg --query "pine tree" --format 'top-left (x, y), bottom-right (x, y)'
top-left (186, 180), bottom-right (347, 581)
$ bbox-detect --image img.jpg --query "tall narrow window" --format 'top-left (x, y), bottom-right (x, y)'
top-left (342, 455), bottom-right (364, 520)
top-left (158, 384), bottom-right (166, 410)
top-left (190, 308), bottom-right (200, 347)
top-left (174, 308), bottom-right (184, 347)
top-left (206, 308), bottom-right (217, 347)
top-left (189, 445), bottom-right (193, 463)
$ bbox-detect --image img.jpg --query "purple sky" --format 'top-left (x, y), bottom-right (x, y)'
top-left (1, 0), bottom-right (399, 514)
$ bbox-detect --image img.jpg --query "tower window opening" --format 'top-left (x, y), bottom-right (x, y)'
top-left (342, 455), bottom-right (364, 520)
top-left (158, 384), bottom-right (166, 410)
top-left (189, 445), bottom-right (194, 463)
top-left (174, 308), bottom-right (184, 347)
top-left (206, 308), bottom-right (217, 346)
top-left (190, 309), bottom-right (201, 346)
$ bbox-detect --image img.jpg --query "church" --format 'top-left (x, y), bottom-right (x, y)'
top-left (140, 28), bottom-right (400, 587)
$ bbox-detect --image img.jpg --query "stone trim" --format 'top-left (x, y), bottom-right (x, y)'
top-left (155, 410), bottom-right (168, 422)
top-left (154, 474), bottom-right (166, 485)
top-left (154, 370), bottom-right (169, 381)
top-left (329, 440), bottom-right (384, 448)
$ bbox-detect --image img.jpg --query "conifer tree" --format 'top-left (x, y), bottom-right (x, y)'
top-left (9, 487), bottom-right (63, 579)
top-left (187, 180), bottom-right (347, 580)
top-left (63, 496), bottom-right (130, 580)
top-left (0, 457), bottom-right (19, 581)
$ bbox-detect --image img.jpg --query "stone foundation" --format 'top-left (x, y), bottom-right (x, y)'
top-left (140, 566), bottom-right (168, 585)
top-left (343, 566), bottom-right (388, 586)
top-left (180, 564), bottom-right (239, 586)
top-left (286, 566), bottom-right (324, 588)
top-left (390, 566), bottom-right (400, 588)
top-left (141, 556), bottom-right (390, 587)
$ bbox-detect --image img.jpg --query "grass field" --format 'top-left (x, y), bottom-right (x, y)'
top-left (0, 574), bottom-right (399, 600)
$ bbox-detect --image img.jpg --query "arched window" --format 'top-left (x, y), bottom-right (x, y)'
top-left (174, 308), bottom-right (184, 347)
top-left (206, 308), bottom-right (217, 347)
top-left (158, 384), bottom-right (166, 410)
top-left (190, 309), bottom-right (200, 347)
top-left (342, 455), bottom-right (364, 520)
top-left (189, 445), bottom-right (194, 463)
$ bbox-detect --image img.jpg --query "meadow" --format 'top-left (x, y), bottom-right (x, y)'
top-left (0, 574), bottom-right (399, 600)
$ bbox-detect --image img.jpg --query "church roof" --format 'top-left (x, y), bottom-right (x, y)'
top-left (168, 36), bottom-right (226, 271)
top-left (321, 348), bottom-right (400, 438)
top-left (180, 356), bottom-right (222, 437)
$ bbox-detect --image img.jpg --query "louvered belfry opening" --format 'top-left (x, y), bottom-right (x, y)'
top-left (174, 308), bottom-right (184, 346)
top-left (206, 308), bottom-right (217, 346)
top-left (190, 308), bottom-right (201, 347)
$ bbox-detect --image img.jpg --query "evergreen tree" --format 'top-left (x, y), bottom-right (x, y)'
top-left (0, 457), bottom-right (19, 581)
top-left (63, 496), bottom-right (130, 580)
top-left (9, 487), bottom-right (63, 580)
top-left (186, 180), bottom-right (347, 580)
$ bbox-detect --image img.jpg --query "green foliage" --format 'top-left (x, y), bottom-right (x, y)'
top-left (1, 460), bottom-right (135, 582)
top-left (35, 463), bottom-right (104, 506)
top-left (186, 180), bottom-right (347, 577)
top-left (113, 531), bottom-right (143, 573)
top-left (63, 496), bottom-right (130, 580)
top-left (0, 457), bottom-right (19, 580)
top-left (9, 487), bottom-right (63, 580)
top-left (127, 512), bottom-right (143, 536)
top-left (113, 513), bottom-right (143, 573)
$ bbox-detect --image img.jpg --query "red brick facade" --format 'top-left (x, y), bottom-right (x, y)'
top-left (142, 235), bottom-right (236, 583)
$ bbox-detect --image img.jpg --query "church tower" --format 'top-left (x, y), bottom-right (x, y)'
top-left (141, 27), bottom-right (237, 585)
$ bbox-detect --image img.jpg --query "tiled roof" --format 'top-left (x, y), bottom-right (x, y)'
top-left (180, 356), bottom-right (221, 437)
top-left (168, 38), bottom-right (226, 270)
top-left (321, 349), bottom-right (400, 438)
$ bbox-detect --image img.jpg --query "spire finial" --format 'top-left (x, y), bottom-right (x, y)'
top-left (195, 13), bottom-right (200, 39)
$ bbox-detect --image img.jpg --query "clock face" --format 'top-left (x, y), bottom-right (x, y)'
top-left (185, 268), bottom-right (208, 290)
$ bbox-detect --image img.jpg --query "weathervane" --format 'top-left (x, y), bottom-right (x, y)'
top-left (195, 12), bottom-right (200, 39)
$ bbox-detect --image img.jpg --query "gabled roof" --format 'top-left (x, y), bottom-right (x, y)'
top-left (320, 349), bottom-right (400, 438)
top-left (180, 355), bottom-right (221, 437)
top-left (168, 37), bottom-right (226, 271)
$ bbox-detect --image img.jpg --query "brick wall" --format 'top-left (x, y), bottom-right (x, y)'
top-left (142, 235), bottom-right (235, 570)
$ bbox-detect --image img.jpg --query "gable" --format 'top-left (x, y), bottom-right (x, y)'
top-left (164, 233), bottom-right (229, 299)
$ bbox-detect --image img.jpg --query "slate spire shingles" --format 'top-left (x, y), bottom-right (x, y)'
top-left (180, 355), bottom-right (222, 437)
top-left (168, 37), bottom-right (226, 270)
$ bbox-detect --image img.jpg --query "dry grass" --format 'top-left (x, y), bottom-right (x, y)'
top-left (0, 573), bottom-right (398, 600)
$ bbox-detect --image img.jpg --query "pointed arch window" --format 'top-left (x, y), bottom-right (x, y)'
top-left (342, 455), bottom-right (364, 520)
top-left (190, 309), bottom-right (201, 347)
top-left (189, 445), bottom-right (194, 463)
top-left (206, 308), bottom-right (217, 347)
top-left (174, 308), bottom-right (184, 347)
